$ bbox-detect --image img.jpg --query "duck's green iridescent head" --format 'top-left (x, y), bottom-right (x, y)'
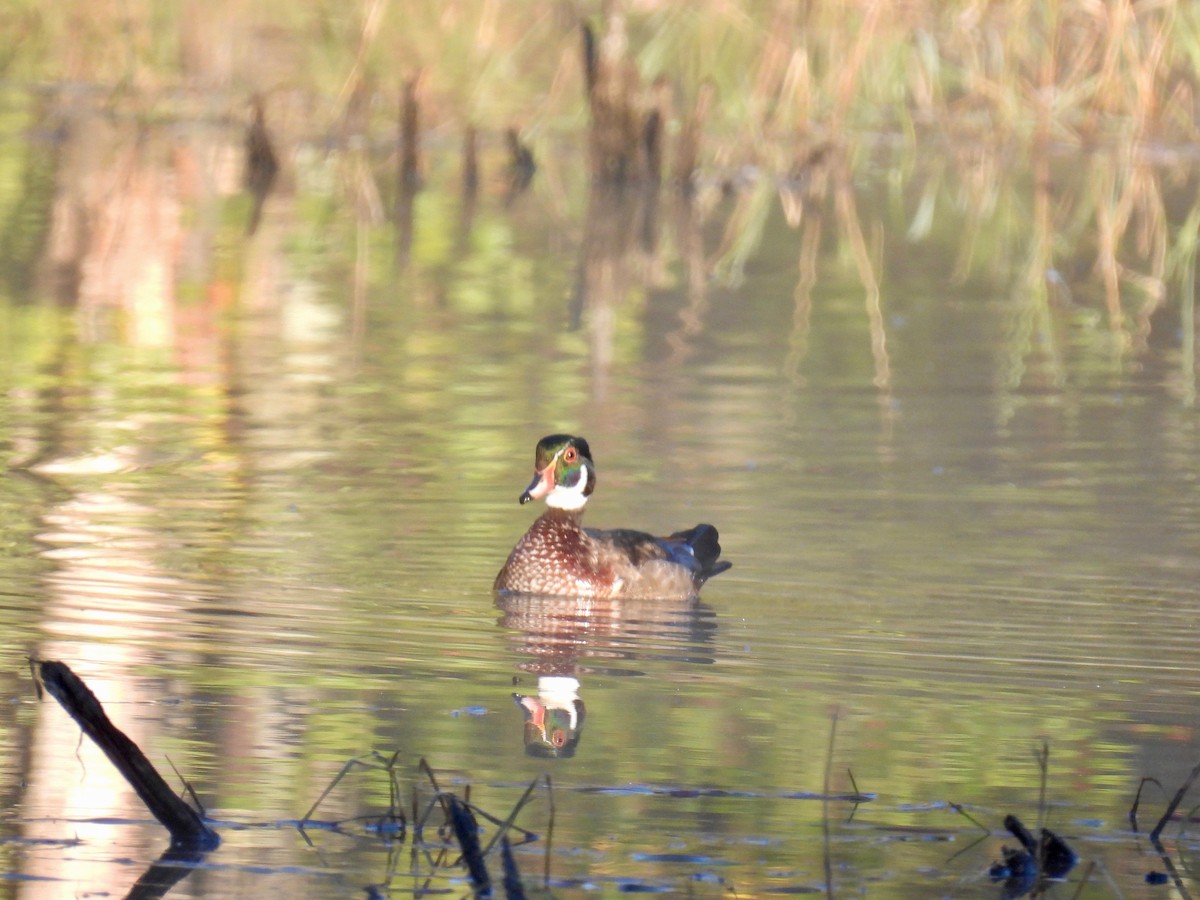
top-left (519, 434), bottom-right (596, 510)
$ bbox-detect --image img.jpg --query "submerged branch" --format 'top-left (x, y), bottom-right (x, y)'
top-left (35, 660), bottom-right (219, 851)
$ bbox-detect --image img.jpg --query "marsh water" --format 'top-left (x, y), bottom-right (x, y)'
top-left (1, 91), bottom-right (1200, 898)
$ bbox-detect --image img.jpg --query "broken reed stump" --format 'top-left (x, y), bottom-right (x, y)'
top-left (446, 794), bottom-right (491, 894)
top-left (673, 82), bottom-right (713, 191)
top-left (462, 125), bottom-right (479, 197)
top-left (36, 660), bottom-right (219, 851)
top-left (399, 74), bottom-right (422, 190)
top-left (582, 18), bottom-right (646, 184)
top-left (643, 77), bottom-right (671, 185)
top-left (243, 93), bottom-right (280, 235)
top-left (501, 835), bottom-right (526, 899)
top-left (505, 128), bottom-right (536, 196)
top-left (581, 17), bottom-right (704, 189)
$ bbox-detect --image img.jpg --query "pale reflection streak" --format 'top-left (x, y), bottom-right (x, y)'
top-left (45, 113), bottom-right (229, 350)
top-left (576, 188), bottom-right (630, 403)
top-left (665, 192), bottom-right (714, 363)
top-left (19, 106), bottom-right (256, 896)
top-left (24, 488), bottom-right (193, 898)
top-left (833, 166), bottom-right (891, 397)
top-left (779, 160), bottom-right (825, 395)
top-left (778, 147), bottom-right (893, 449)
top-left (574, 185), bottom-right (677, 403)
top-left (22, 112), bottom-right (209, 887)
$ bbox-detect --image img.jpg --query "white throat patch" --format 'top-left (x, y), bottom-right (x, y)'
top-left (545, 464), bottom-right (591, 510)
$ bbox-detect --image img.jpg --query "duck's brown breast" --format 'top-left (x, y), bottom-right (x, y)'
top-left (495, 510), bottom-right (619, 597)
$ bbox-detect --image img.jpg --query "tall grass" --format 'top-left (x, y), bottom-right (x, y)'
top-left (3, 0), bottom-right (1198, 377)
top-left (5, 1), bottom-right (1197, 146)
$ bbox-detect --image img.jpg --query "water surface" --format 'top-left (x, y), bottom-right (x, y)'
top-left (1, 85), bottom-right (1199, 899)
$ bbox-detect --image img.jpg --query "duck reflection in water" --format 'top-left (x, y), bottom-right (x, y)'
top-left (496, 591), bottom-right (717, 758)
top-left (513, 673), bottom-right (586, 759)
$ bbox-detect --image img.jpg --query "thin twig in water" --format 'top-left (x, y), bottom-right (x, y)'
top-left (1129, 776), bottom-right (1165, 831)
top-left (945, 802), bottom-right (992, 865)
top-left (1033, 740), bottom-right (1050, 879)
top-left (165, 756), bottom-right (208, 817)
top-left (1067, 859), bottom-right (1095, 900)
top-left (822, 709), bottom-right (838, 900)
top-left (949, 802), bottom-right (991, 836)
top-left (1152, 759), bottom-right (1200, 843)
top-left (301, 753), bottom-right (376, 824)
top-left (544, 773), bottom-right (555, 890)
top-left (413, 757), bottom-right (453, 838)
top-left (845, 768), bottom-right (862, 822)
top-left (481, 775), bottom-right (543, 858)
top-left (1033, 740), bottom-right (1049, 837)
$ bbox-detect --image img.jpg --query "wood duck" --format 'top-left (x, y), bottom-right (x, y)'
top-left (494, 434), bottom-right (731, 599)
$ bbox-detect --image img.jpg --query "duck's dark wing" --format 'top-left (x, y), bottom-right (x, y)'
top-left (664, 524), bottom-right (732, 583)
top-left (586, 523), bottom-right (732, 584)
top-left (585, 526), bottom-right (671, 567)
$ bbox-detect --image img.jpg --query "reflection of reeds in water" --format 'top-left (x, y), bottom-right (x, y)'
top-left (582, 17), bottom-right (643, 184)
top-left (50, 120), bottom-right (183, 347)
top-left (1000, 140), bottom-right (1064, 402)
top-left (781, 160), bottom-right (827, 394)
top-left (1171, 205), bottom-right (1199, 407)
top-left (10, 0), bottom-right (1200, 405)
top-left (243, 95), bottom-right (279, 235)
top-left (16, 1), bottom-right (1200, 155)
top-left (393, 74), bottom-right (422, 271)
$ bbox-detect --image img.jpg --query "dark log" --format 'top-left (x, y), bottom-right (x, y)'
top-left (37, 660), bottom-right (220, 851)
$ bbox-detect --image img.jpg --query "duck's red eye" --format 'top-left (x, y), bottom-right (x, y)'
top-left (564, 447), bottom-right (577, 463)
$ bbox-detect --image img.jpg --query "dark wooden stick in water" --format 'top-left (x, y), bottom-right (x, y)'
top-left (501, 835), bottom-right (526, 899)
top-left (447, 794), bottom-right (491, 894)
top-left (36, 660), bottom-right (220, 850)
